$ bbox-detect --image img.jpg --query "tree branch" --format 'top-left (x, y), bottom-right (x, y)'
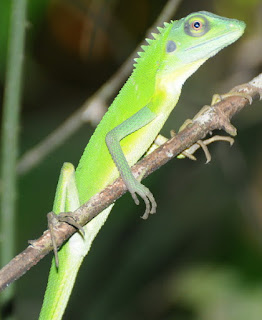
top-left (0, 73), bottom-right (261, 292)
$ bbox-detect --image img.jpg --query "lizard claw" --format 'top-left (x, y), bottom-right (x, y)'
top-left (130, 182), bottom-right (157, 219)
top-left (47, 211), bottom-right (85, 268)
top-left (211, 89), bottom-right (253, 106)
top-left (131, 191), bottom-right (140, 205)
top-left (58, 213), bottom-right (85, 236)
top-left (47, 211), bottom-right (60, 268)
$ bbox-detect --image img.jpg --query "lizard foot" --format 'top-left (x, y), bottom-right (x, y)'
top-left (128, 170), bottom-right (157, 219)
top-left (180, 135), bottom-right (234, 163)
top-left (47, 211), bottom-right (60, 268)
top-left (47, 211), bottom-right (84, 268)
top-left (57, 212), bottom-right (85, 236)
top-left (211, 86), bottom-right (253, 105)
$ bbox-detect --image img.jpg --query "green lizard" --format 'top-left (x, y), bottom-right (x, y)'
top-left (39, 11), bottom-right (245, 319)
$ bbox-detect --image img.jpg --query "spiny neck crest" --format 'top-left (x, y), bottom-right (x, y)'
top-left (133, 21), bottom-right (173, 68)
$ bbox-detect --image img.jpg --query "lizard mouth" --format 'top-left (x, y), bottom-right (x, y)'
top-left (185, 30), bottom-right (244, 52)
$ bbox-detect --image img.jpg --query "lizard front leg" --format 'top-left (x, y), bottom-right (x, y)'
top-left (106, 106), bottom-right (157, 219)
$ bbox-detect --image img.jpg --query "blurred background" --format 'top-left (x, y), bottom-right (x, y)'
top-left (0, 0), bottom-right (262, 319)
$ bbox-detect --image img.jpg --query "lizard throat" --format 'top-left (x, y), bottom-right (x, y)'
top-left (156, 58), bottom-right (206, 96)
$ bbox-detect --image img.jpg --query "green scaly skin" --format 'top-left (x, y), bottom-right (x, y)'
top-left (39, 11), bottom-right (245, 319)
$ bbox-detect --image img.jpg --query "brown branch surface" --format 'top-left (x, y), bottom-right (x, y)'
top-left (0, 74), bottom-right (261, 292)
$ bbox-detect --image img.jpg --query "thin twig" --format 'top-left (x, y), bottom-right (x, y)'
top-left (0, 0), bottom-right (27, 308)
top-left (0, 73), bottom-right (261, 292)
top-left (17, 0), bottom-right (183, 175)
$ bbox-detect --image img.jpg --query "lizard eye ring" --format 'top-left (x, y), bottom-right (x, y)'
top-left (184, 15), bottom-right (209, 37)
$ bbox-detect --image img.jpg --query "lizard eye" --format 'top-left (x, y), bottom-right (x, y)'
top-left (184, 15), bottom-right (209, 37)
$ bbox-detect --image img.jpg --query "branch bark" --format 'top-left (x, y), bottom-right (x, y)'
top-left (0, 73), bottom-right (261, 292)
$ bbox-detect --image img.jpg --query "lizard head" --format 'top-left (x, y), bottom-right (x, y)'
top-left (156, 11), bottom-right (245, 91)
